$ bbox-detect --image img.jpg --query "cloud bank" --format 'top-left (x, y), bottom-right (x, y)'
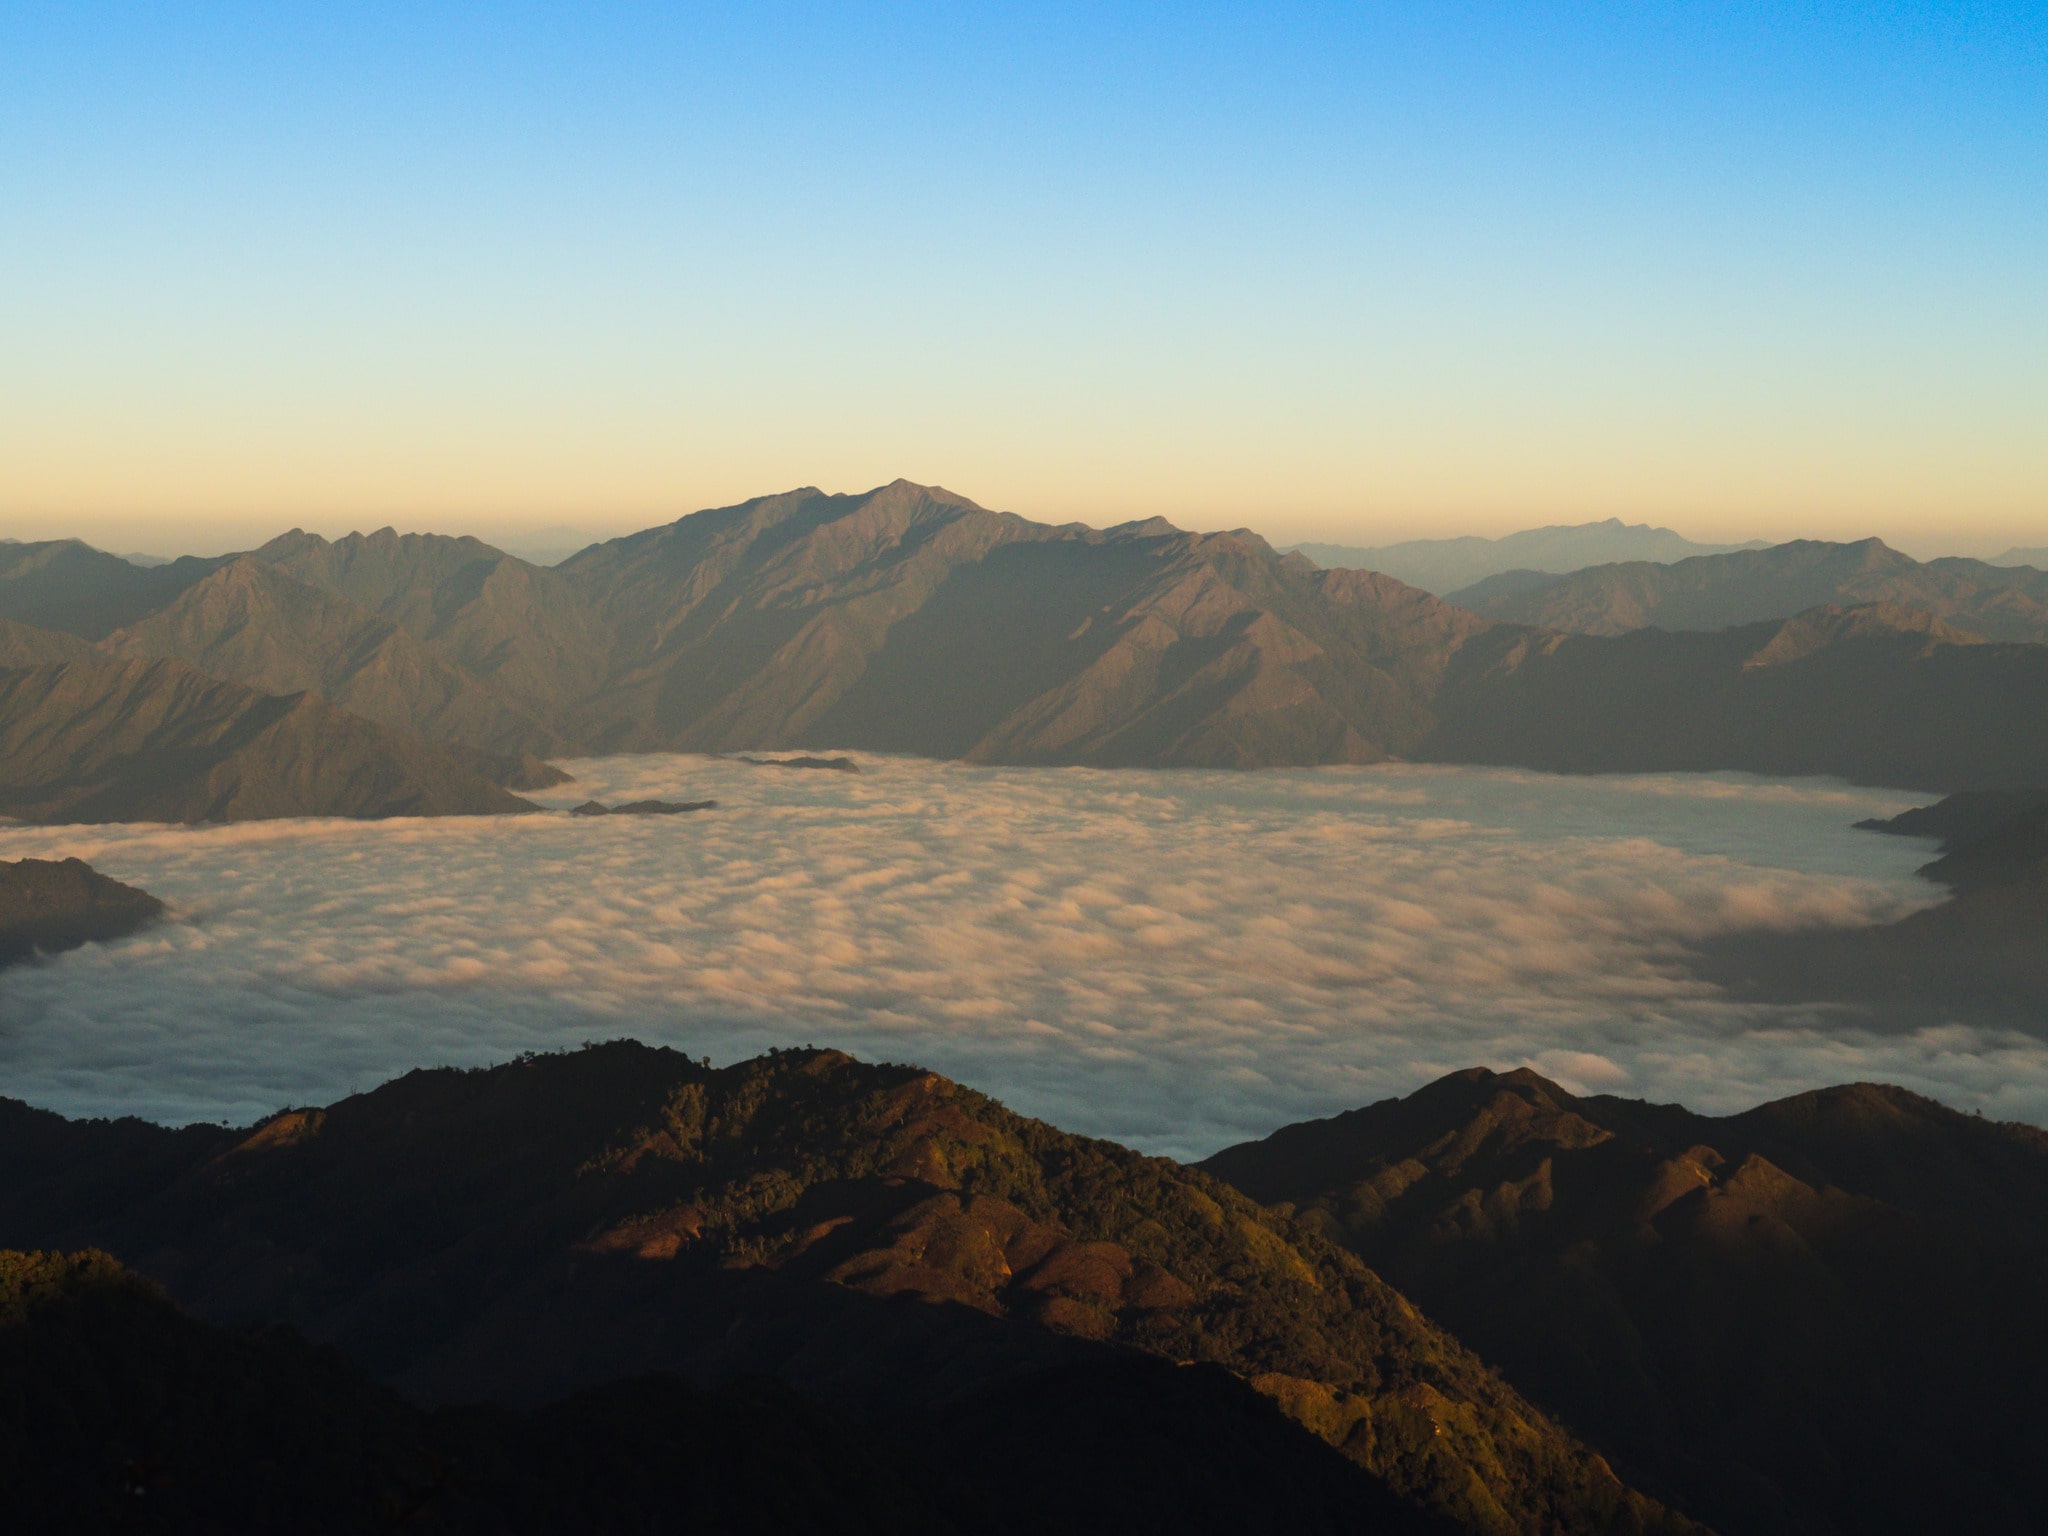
top-left (2, 756), bottom-right (2025, 1160)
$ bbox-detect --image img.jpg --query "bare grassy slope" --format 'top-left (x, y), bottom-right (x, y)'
top-left (252, 528), bottom-right (613, 717)
top-left (0, 655), bottom-right (535, 822)
top-left (555, 481), bottom-right (1488, 764)
top-left (102, 557), bottom-right (563, 756)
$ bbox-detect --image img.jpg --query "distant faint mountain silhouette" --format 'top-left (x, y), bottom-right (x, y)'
top-left (1291, 520), bottom-right (1765, 595)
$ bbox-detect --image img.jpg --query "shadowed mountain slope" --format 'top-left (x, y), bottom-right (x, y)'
top-left (0, 1043), bottom-right (1697, 1535)
top-left (1201, 1069), bottom-right (2048, 1536)
top-left (1421, 603), bottom-right (2048, 790)
top-left (101, 557), bottom-right (564, 757)
top-left (0, 857), bottom-right (162, 965)
top-left (1694, 787), bottom-right (2048, 1025)
top-left (0, 656), bottom-right (536, 823)
top-left (0, 539), bottom-right (226, 639)
top-left (1451, 539), bottom-right (2048, 642)
top-left (1293, 522), bottom-right (1765, 596)
top-left (5, 1249), bottom-right (1431, 1536)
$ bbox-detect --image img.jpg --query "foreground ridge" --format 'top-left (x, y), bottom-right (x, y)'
top-left (1203, 1067), bottom-right (2048, 1535)
top-left (0, 1042), bottom-right (1697, 1535)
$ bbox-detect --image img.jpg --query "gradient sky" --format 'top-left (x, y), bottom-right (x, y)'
top-left (4, 3), bottom-right (2044, 557)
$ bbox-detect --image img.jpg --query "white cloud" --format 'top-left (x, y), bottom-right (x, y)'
top-left (2, 756), bottom-right (2016, 1160)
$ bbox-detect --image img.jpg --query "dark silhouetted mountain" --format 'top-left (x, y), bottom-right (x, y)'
top-left (568, 798), bottom-right (716, 815)
top-left (1450, 538), bottom-right (2048, 642)
top-left (1861, 788), bottom-right (2048, 894)
top-left (0, 655), bottom-right (537, 823)
top-left (1421, 603), bottom-right (2048, 790)
top-left (1201, 1069), bottom-right (2048, 1536)
top-left (1696, 787), bottom-right (2048, 1026)
top-left (2, 1247), bottom-right (1439, 1535)
top-left (739, 753), bottom-right (861, 771)
top-left (0, 1043), bottom-right (1697, 1534)
top-left (1292, 522), bottom-right (1766, 595)
top-left (0, 857), bottom-right (162, 965)
top-left (0, 538), bottom-right (225, 639)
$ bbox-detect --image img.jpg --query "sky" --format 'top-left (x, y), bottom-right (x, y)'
top-left (4, 3), bottom-right (2044, 557)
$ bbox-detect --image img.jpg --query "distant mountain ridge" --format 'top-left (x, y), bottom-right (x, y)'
top-left (1450, 537), bottom-right (2048, 643)
top-left (1291, 521), bottom-right (1767, 595)
top-left (539, 482), bottom-right (1489, 764)
top-left (4, 484), bottom-right (2047, 816)
top-left (102, 557), bottom-right (565, 757)
top-left (1426, 602), bottom-right (2048, 789)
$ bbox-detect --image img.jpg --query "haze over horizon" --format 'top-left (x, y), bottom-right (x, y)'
top-left (5, 5), bottom-right (2043, 558)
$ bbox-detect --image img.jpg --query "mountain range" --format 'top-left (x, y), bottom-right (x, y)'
top-left (9, 1040), bottom-right (2044, 1532)
top-left (4, 483), bottom-right (2046, 824)
top-left (1449, 538), bottom-right (2048, 642)
top-left (1289, 521), bottom-right (1768, 595)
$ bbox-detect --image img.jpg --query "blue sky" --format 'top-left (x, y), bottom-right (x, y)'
top-left (4, 3), bottom-right (2043, 553)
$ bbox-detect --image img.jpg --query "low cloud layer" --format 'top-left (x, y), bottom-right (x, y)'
top-left (3, 756), bottom-right (2027, 1159)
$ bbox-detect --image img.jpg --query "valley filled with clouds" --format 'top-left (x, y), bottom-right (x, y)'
top-left (1, 756), bottom-right (2023, 1157)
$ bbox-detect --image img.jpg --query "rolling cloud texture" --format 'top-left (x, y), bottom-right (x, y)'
top-left (1, 758), bottom-right (2024, 1158)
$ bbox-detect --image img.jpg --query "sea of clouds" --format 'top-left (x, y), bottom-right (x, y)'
top-left (3, 755), bottom-right (2039, 1160)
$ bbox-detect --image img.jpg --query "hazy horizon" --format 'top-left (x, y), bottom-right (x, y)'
top-left (7, 493), bottom-right (2034, 569)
